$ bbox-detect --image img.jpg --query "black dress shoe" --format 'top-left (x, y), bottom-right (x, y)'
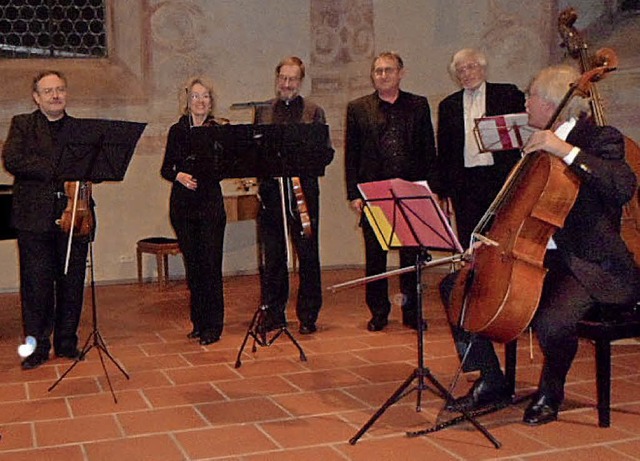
top-left (55, 348), bottom-right (84, 360)
top-left (199, 332), bottom-right (220, 346)
top-left (299, 323), bottom-right (317, 335)
top-left (187, 329), bottom-right (200, 339)
top-left (403, 318), bottom-right (428, 331)
top-left (21, 351), bottom-right (49, 370)
top-left (367, 317), bottom-right (388, 332)
top-left (523, 394), bottom-right (559, 426)
top-left (446, 378), bottom-right (510, 412)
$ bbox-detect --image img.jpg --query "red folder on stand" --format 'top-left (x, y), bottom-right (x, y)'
top-left (358, 178), bottom-right (462, 253)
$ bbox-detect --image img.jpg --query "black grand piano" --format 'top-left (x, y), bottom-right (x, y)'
top-left (0, 184), bottom-right (16, 240)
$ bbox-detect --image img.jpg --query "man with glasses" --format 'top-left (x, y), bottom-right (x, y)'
top-left (3, 70), bottom-right (89, 369)
top-left (434, 48), bottom-right (525, 249)
top-left (254, 56), bottom-right (334, 335)
top-left (345, 51), bottom-right (437, 332)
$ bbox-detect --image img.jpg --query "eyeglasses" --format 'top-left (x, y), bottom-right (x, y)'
top-left (39, 86), bottom-right (67, 96)
top-left (455, 62), bottom-right (481, 74)
top-left (277, 75), bottom-right (301, 84)
top-left (190, 93), bottom-right (211, 101)
top-left (373, 66), bottom-right (399, 77)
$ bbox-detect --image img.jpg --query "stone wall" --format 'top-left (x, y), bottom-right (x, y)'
top-left (0, 0), bottom-right (637, 291)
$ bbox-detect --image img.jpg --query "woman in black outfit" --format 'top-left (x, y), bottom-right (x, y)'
top-left (160, 77), bottom-right (226, 345)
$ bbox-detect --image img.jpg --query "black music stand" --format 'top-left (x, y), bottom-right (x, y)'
top-left (189, 123), bottom-right (332, 367)
top-left (48, 118), bottom-right (146, 403)
top-left (347, 179), bottom-right (500, 448)
top-left (189, 123), bottom-right (331, 180)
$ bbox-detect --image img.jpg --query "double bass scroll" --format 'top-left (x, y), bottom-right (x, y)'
top-left (558, 7), bottom-right (640, 266)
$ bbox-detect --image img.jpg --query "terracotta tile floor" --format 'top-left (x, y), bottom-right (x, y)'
top-left (1, 269), bottom-right (639, 460)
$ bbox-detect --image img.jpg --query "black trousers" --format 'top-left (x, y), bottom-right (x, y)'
top-left (258, 178), bottom-right (322, 326)
top-left (451, 166), bottom-right (504, 249)
top-left (361, 218), bottom-right (419, 322)
top-left (17, 229), bottom-right (89, 354)
top-left (440, 252), bottom-right (598, 404)
top-left (171, 199), bottom-right (226, 336)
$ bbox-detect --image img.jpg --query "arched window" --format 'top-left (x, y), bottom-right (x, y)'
top-left (0, 0), bottom-right (107, 58)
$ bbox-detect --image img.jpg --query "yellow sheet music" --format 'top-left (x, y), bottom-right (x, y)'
top-left (364, 205), bottom-right (402, 251)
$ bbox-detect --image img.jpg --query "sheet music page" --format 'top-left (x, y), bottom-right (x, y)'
top-left (474, 112), bottom-right (537, 152)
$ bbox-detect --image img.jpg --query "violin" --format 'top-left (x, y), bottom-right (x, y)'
top-left (57, 181), bottom-right (94, 237)
top-left (291, 177), bottom-right (312, 238)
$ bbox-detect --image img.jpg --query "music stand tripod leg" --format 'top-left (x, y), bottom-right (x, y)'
top-left (235, 305), bottom-right (267, 368)
top-left (349, 251), bottom-right (432, 445)
top-left (404, 274), bottom-right (502, 448)
top-left (235, 303), bottom-right (308, 367)
top-left (349, 250), bottom-right (501, 448)
top-left (48, 242), bottom-right (130, 403)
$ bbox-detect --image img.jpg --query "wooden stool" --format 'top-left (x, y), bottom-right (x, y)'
top-left (136, 237), bottom-right (181, 289)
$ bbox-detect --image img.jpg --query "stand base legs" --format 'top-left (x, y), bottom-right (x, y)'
top-left (48, 328), bottom-right (129, 403)
top-left (235, 305), bottom-right (307, 368)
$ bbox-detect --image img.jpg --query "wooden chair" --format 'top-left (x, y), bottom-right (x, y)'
top-left (136, 237), bottom-right (181, 289)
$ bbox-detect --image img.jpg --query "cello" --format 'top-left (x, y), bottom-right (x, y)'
top-left (558, 7), bottom-right (640, 266)
top-left (449, 67), bottom-right (610, 344)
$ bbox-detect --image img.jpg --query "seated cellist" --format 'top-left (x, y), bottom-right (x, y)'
top-left (441, 64), bottom-right (640, 426)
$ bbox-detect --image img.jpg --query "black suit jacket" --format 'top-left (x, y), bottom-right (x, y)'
top-left (556, 117), bottom-right (640, 304)
top-left (435, 82), bottom-right (525, 200)
top-left (2, 110), bottom-right (73, 232)
top-left (345, 91), bottom-right (437, 201)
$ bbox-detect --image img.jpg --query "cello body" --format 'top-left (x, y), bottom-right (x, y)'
top-left (451, 152), bottom-right (580, 343)
top-left (621, 137), bottom-right (640, 266)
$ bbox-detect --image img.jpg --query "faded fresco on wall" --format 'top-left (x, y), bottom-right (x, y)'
top-left (310, 0), bottom-right (374, 97)
top-left (0, 1), bottom-right (637, 290)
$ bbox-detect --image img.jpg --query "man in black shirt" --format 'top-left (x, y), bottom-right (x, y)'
top-left (3, 71), bottom-right (89, 370)
top-left (345, 52), bottom-right (438, 332)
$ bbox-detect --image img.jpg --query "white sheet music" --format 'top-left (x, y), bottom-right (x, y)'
top-left (474, 113), bottom-right (537, 152)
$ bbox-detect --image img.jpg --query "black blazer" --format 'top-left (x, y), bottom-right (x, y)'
top-left (160, 115), bottom-right (224, 220)
top-left (435, 82), bottom-right (525, 199)
top-left (556, 117), bottom-right (640, 304)
top-left (2, 110), bottom-right (74, 232)
top-left (345, 91), bottom-right (437, 201)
